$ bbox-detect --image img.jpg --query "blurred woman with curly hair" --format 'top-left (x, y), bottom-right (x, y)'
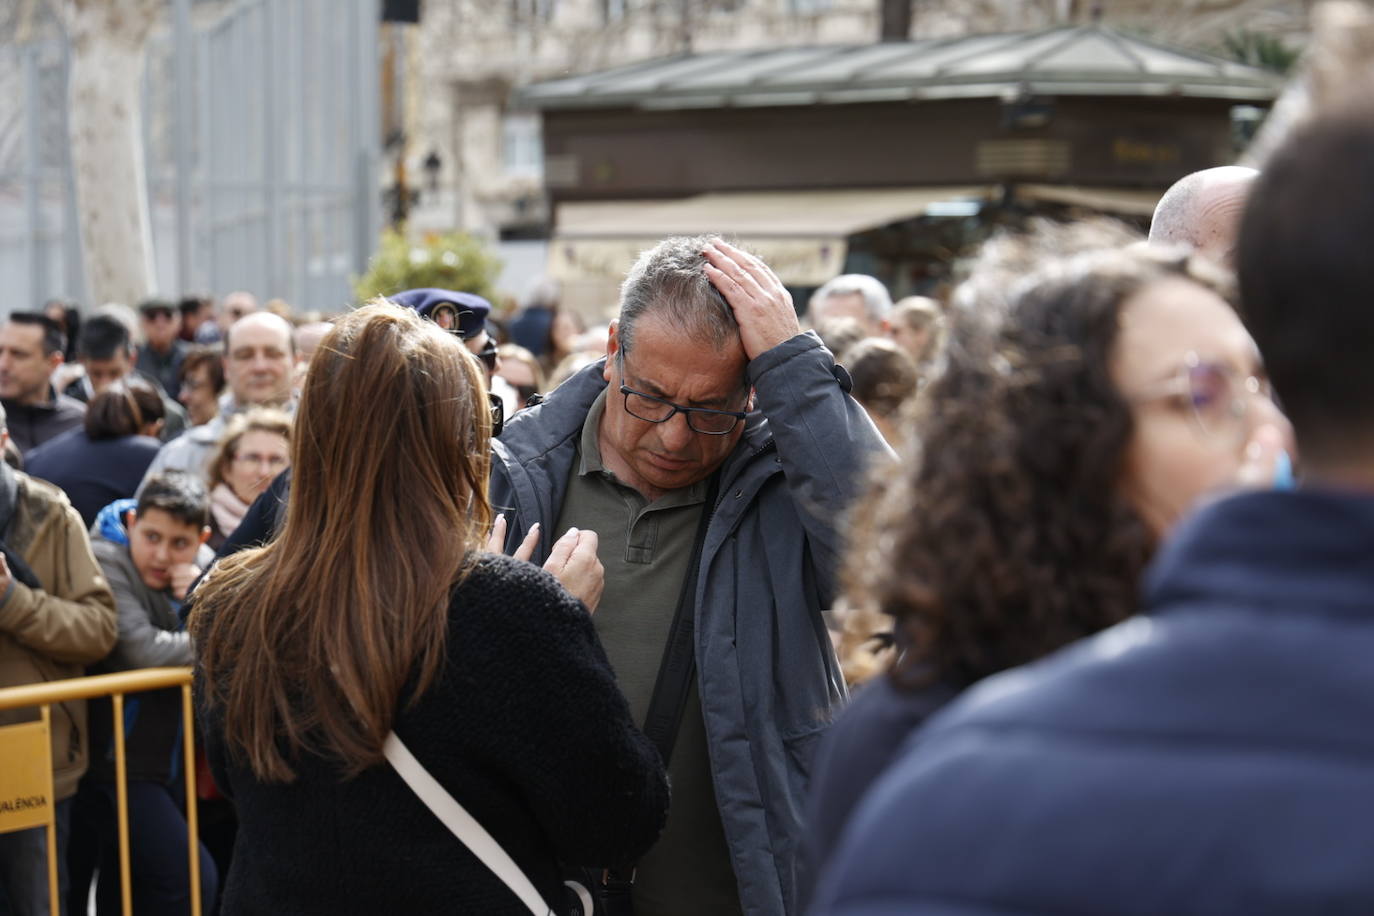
top-left (801, 228), bottom-right (1292, 904)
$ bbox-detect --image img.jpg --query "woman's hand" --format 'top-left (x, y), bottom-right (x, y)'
top-left (487, 516), bottom-right (604, 613)
top-left (543, 527), bottom-right (604, 614)
top-left (486, 515), bottom-right (541, 560)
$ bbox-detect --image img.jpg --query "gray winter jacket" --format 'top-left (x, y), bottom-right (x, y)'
top-left (490, 331), bottom-right (892, 916)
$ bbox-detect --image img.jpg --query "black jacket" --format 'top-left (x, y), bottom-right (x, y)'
top-left (198, 553), bottom-right (670, 915)
top-left (24, 429), bottom-right (161, 528)
top-left (2, 391), bottom-right (86, 455)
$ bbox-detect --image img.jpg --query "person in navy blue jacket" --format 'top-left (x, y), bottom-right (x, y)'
top-left (813, 102), bottom-right (1374, 915)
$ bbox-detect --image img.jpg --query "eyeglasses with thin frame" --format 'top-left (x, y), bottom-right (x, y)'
top-left (1132, 352), bottom-right (1274, 442)
top-left (233, 451), bottom-right (288, 471)
top-left (619, 384), bottom-right (747, 436)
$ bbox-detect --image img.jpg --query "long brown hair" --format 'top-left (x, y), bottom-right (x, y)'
top-left (191, 302), bottom-right (493, 782)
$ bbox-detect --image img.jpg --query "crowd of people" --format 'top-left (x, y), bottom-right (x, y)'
top-left (2, 97), bottom-right (1374, 916)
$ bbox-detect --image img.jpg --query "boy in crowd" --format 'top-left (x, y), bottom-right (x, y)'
top-left (70, 472), bottom-right (218, 915)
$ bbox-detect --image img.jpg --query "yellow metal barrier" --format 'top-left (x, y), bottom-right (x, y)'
top-left (0, 668), bottom-right (201, 916)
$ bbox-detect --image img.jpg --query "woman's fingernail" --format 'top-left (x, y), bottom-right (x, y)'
top-left (566, 527), bottom-right (579, 537)
top-left (530, 522), bottom-right (540, 531)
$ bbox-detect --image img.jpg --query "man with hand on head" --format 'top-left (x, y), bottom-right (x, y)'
top-left (490, 236), bottom-right (892, 916)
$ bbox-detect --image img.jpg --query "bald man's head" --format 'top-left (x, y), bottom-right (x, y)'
top-left (1149, 166), bottom-right (1259, 267)
top-left (224, 311), bottom-right (295, 407)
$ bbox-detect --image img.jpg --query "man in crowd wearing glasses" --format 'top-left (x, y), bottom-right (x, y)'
top-left (490, 237), bottom-right (891, 916)
top-left (140, 311), bottom-right (295, 491)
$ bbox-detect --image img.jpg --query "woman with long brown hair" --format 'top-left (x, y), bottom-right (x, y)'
top-left (190, 303), bottom-right (668, 914)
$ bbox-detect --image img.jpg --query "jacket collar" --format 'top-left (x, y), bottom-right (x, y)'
top-left (1145, 488), bottom-right (1374, 618)
top-left (4, 385), bottom-right (66, 414)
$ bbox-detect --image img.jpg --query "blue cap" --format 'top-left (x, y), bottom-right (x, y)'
top-left (387, 288), bottom-right (491, 340)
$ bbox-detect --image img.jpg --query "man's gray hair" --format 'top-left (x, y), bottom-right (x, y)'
top-left (810, 274), bottom-right (893, 323)
top-left (617, 235), bottom-right (740, 362)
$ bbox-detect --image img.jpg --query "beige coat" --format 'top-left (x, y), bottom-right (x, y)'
top-left (0, 473), bottom-right (117, 800)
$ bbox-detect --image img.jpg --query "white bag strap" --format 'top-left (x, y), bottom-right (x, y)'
top-left (384, 731), bottom-right (553, 916)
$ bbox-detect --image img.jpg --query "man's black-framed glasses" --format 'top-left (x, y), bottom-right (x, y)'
top-left (620, 385), bottom-right (746, 436)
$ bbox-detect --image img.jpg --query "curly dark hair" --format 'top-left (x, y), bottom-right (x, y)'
top-left (843, 236), bottom-right (1234, 690)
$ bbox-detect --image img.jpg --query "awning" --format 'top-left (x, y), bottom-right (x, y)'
top-left (550, 186), bottom-right (993, 286)
top-left (1014, 183), bottom-right (1162, 216)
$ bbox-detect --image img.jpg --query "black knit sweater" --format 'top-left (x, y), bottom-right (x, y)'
top-left (198, 554), bottom-right (670, 915)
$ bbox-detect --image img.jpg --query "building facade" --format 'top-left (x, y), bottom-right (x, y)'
top-left (404, 0), bottom-right (1307, 264)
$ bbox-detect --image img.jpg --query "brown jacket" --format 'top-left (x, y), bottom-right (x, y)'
top-left (0, 472), bottom-right (118, 799)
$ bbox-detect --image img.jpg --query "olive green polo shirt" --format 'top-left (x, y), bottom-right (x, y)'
top-left (553, 389), bottom-right (741, 916)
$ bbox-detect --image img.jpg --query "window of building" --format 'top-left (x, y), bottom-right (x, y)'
top-left (789, 0), bottom-right (831, 12)
top-left (503, 112), bottom-right (544, 179)
top-left (604, 0), bottom-right (628, 22)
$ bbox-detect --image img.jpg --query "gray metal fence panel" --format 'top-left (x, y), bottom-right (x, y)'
top-left (0, 0), bottom-right (380, 315)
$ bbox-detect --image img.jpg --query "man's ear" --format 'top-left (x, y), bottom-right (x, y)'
top-left (198, 526), bottom-right (212, 546)
top-left (603, 320), bottom-right (621, 383)
top-left (47, 351), bottom-right (64, 373)
top-left (124, 509), bottom-right (138, 531)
